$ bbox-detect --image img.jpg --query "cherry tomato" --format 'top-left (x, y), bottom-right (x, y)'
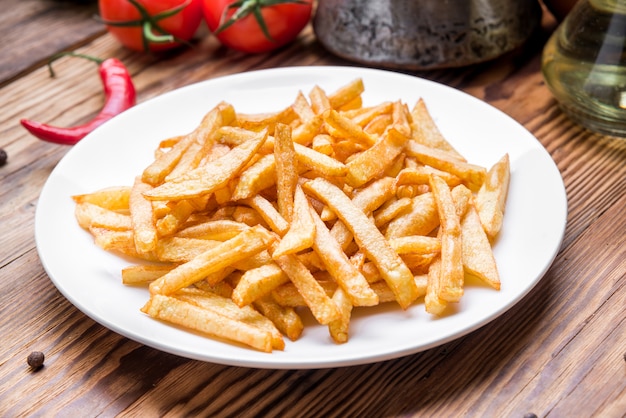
top-left (99, 0), bottom-right (203, 52)
top-left (203, 0), bottom-right (313, 54)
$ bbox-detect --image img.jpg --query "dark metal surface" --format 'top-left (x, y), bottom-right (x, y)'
top-left (314, 0), bottom-right (543, 69)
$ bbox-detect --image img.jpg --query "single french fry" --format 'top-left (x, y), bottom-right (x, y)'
top-left (272, 186), bottom-right (316, 257)
top-left (122, 264), bottom-right (175, 285)
top-left (410, 98), bottom-right (464, 159)
top-left (389, 235), bottom-right (442, 255)
top-left (324, 109), bottom-right (377, 147)
top-left (309, 85), bottom-right (332, 115)
top-left (243, 194), bottom-right (289, 236)
top-left (458, 199), bottom-right (501, 290)
top-left (476, 154), bottom-right (510, 240)
top-left (253, 296), bottom-right (304, 341)
top-left (425, 257), bottom-right (447, 315)
top-left (175, 219), bottom-right (249, 241)
top-left (90, 227), bottom-right (145, 259)
top-left (75, 202), bottom-right (132, 231)
top-left (231, 153), bottom-right (276, 201)
top-left (130, 176), bottom-right (158, 254)
top-left (273, 251), bottom-right (342, 325)
top-left (345, 127), bottom-right (408, 188)
top-left (328, 288), bottom-right (353, 344)
top-left (232, 262), bottom-right (289, 307)
top-left (149, 225), bottom-right (275, 295)
top-left (294, 142), bottom-right (346, 177)
top-left (405, 140), bottom-right (486, 191)
top-left (274, 123), bottom-right (298, 222)
top-left (72, 186), bottom-right (131, 211)
top-left (429, 175), bottom-right (464, 302)
top-left (374, 197), bottom-right (412, 228)
top-left (155, 237), bottom-right (220, 263)
top-left (329, 78), bottom-right (365, 110)
top-left (385, 192), bottom-right (440, 239)
top-left (142, 294), bottom-right (274, 352)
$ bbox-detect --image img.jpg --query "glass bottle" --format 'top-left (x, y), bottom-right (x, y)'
top-left (542, 0), bottom-right (626, 137)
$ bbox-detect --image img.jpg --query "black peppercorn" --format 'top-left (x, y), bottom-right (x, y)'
top-left (0, 148), bottom-right (7, 167)
top-left (27, 351), bottom-right (45, 370)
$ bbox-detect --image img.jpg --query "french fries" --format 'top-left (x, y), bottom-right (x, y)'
top-left (74, 79), bottom-right (510, 352)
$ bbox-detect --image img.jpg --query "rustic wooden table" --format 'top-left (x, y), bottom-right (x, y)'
top-left (1, 1), bottom-right (624, 417)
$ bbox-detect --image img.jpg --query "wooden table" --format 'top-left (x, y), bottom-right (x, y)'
top-left (1, 2), bottom-right (624, 417)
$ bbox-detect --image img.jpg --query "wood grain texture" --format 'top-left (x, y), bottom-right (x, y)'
top-left (1, 1), bottom-right (625, 417)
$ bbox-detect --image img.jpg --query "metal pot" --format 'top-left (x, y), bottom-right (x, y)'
top-left (313, 0), bottom-right (543, 70)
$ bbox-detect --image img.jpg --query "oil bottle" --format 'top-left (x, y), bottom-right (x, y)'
top-left (542, 0), bottom-right (626, 137)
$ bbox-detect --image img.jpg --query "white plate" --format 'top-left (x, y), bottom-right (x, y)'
top-left (35, 66), bottom-right (567, 369)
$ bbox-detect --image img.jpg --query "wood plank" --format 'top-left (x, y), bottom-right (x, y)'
top-left (0, 0), bottom-right (105, 85)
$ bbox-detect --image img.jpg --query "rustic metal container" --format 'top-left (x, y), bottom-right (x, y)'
top-left (313, 0), bottom-right (543, 70)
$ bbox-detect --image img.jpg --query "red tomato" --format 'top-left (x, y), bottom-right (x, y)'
top-left (203, 0), bottom-right (313, 53)
top-left (99, 0), bottom-right (203, 52)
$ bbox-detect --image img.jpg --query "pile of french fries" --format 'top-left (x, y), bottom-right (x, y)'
top-left (72, 79), bottom-right (510, 352)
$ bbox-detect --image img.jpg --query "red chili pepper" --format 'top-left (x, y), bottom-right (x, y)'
top-left (21, 54), bottom-right (136, 145)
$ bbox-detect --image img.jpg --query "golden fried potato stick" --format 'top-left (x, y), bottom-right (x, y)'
top-left (410, 98), bottom-right (464, 160)
top-left (324, 109), bottom-right (377, 147)
top-left (253, 296), bottom-right (304, 341)
top-left (274, 123), bottom-right (298, 222)
top-left (389, 235), bottom-right (442, 255)
top-left (303, 177), bottom-right (419, 309)
top-left (175, 219), bottom-right (249, 241)
top-left (476, 154), bottom-right (510, 240)
top-left (175, 287), bottom-right (285, 350)
top-left (149, 225), bottom-right (275, 295)
top-left (294, 143), bottom-right (347, 177)
top-left (273, 250), bottom-right (342, 325)
top-left (72, 186), bottom-right (131, 211)
top-left (74, 202), bottom-right (132, 231)
top-left (90, 227), bottom-right (146, 259)
top-left (155, 199), bottom-right (196, 236)
top-left (373, 197), bottom-right (412, 228)
top-left (348, 101), bottom-right (393, 128)
top-left (122, 264), bottom-right (175, 286)
top-left (272, 186), bottom-right (316, 258)
top-left (425, 257), bottom-right (447, 315)
top-left (155, 237), bottom-right (220, 263)
top-left (141, 294), bottom-right (275, 352)
top-left (385, 192), bottom-right (440, 239)
top-left (130, 176), bottom-right (158, 255)
top-left (144, 129), bottom-right (268, 201)
top-left (243, 194), bottom-right (289, 236)
top-left (330, 177), bottom-right (396, 250)
top-left (142, 103), bottom-right (234, 186)
top-left (292, 90), bottom-right (316, 122)
top-left (391, 100), bottom-right (412, 138)
top-left (429, 175), bottom-right (464, 302)
top-left (310, 206), bottom-right (379, 306)
top-left (328, 78), bottom-right (365, 110)
top-left (328, 288), bottom-right (353, 344)
top-left (405, 140), bottom-right (486, 191)
top-left (309, 85), bottom-right (332, 115)
top-left (232, 262), bottom-right (289, 307)
top-left (231, 153), bottom-right (276, 201)
top-left (395, 166), bottom-right (462, 188)
top-left (453, 185), bottom-right (501, 290)
top-left (345, 127), bottom-right (408, 188)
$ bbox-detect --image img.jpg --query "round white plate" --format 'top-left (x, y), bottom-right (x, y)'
top-left (35, 66), bottom-right (567, 369)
